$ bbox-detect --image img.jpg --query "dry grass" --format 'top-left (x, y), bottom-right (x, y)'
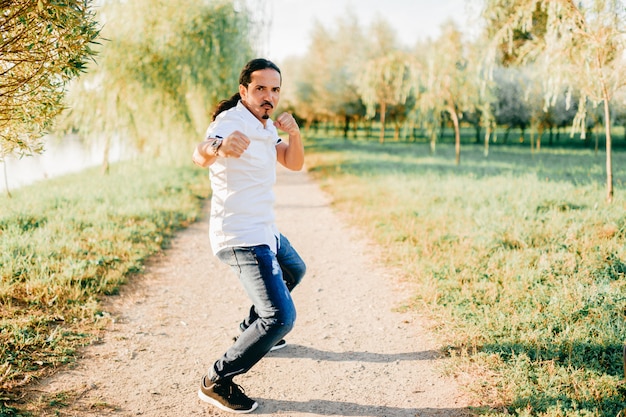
top-left (305, 138), bottom-right (626, 417)
top-left (0, 158), bottom-right (210, 415)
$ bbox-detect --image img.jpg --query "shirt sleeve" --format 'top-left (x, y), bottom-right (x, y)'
top-left (205, 118), bottom-right (240, 140)
top-left (267, 119), bottom-right (282, 145)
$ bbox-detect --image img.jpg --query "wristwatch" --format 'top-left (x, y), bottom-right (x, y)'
top-left (209, 137), bottom-right (223, 156)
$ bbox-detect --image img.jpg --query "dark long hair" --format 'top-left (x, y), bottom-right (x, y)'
top-left (212, 58), bottom-right (281, 121)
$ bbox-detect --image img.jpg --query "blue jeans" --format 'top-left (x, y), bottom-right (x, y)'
top-left (212, 234), bottom-right (306, 380)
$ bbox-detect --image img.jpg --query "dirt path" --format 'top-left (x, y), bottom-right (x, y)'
top-left (31, 167), bottom-right (473, 417)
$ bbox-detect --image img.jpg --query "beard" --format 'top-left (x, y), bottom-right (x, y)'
top-left (261, 101), bottom-right (273, 120)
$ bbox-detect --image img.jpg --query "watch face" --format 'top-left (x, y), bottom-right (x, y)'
top-left (211, 139), bottom-right (222, 155)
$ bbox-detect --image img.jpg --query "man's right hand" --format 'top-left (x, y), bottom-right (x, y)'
top-left (218, 130), bottom-right (250, 158)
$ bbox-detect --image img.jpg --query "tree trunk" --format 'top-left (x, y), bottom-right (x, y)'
top-left (449, 107), bottom-right (461, 165)
top-left (2, 159), bottom-right (12, 198)
top-left (430, 129), bottom-right (437, 154)
top-left (379, 102), bottom-right (387, 144)
top-left (536, 126), bottom-right (542, 152)
top-left (603, 98), bottom-right (613, 203)
top-left (548, 126), bottom-right (554, 145)
top-left (484, 124), bottom-right (491, 157)
top-left (439, 118), bottom-right (446, 141)
top-left (102, 134), bottom-right (111, 175)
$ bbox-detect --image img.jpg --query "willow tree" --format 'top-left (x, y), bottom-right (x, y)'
top-left (0, 0), bottom-right (99, 158)
top-left (357, 34), bottom-right (410, 143)
top-left (416, 21), bottom-right (478, 163)
top-left (483, 0), bottom-right (626, 202)
top-left (353, 18), bottom-right (413, 144)
top-left (357, 50), bottom-right (413, 144)
top-left (327, 13), bottom-right (368, 139)
top-left (284, 13), bottom-right (366, 135)
top-left (281, 21), bottom-right (332, 132)
top-left (57, 0), bottom-right (252, 169)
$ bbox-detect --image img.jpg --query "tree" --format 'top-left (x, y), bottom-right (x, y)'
top-left (415, 21), bottom-right (477, 163)
top-left (327, 14), bottom-right (368, 139)
top-left (357, 18), bottom-right (412, 144)
top-left (493, 67), bottom-right (532, 143)
top-left (0, 0), bottom-right (100, 158)
top-left (483, 0), bottom-right (626, 202)
top-left (463, 36), bottom-right (498, 157)
top-left (358, 50), bottom-right (413, 144)
top-left (57, 0), bottom-right (252, 169)
top-left (282, 12), bottom-right (367, 138)
top-left (277, 20), bottom-right (333, 132)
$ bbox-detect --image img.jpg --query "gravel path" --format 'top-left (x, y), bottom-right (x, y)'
top-left (31, 167), bottom-right (473, 417)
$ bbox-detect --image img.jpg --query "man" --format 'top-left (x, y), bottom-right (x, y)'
top-left (192, 58), bottom-right (306, 413)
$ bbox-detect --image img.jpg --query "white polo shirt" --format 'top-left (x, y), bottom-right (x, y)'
top-left (205, 101), bottom-right (282, 255)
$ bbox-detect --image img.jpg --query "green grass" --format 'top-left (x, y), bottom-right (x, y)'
top-left (0, 158), bottom-right (210, 414)
top-left (304, 137), bottom-right (626, 417)
top-left (2, 134), bottom-right (625, 417)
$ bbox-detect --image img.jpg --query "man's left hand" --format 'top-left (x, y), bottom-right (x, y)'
top-left (274, 112), bottom-right (300, 135)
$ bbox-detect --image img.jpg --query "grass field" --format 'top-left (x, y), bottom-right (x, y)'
top-left (304, 137), bottom-right (626, 417)
top-left (1, 136), bottom-right (625, 416)
top-left (0, 158), bottom-right (210, 416)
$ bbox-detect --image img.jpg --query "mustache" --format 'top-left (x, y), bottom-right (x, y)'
top-left (261, 101), bottom-right (273, 108)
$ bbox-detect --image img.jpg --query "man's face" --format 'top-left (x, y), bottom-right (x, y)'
top-left (240, 68), bottom-right (281, 123)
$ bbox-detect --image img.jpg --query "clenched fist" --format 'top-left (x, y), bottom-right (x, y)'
top-left (219, 130), bottom-right (250, 158)
top-left (274, 112), bottom-right (300, 136)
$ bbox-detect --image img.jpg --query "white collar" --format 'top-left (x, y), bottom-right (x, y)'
top-left (236, 100), bottom-right (274, 130)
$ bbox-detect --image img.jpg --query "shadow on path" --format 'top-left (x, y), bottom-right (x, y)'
top-left (270, 344), bottom-right (443, 363)
top-left (257, 398), bottom-right (471, 416)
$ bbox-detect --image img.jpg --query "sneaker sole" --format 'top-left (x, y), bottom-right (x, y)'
top-left (269, 340), bottom-right (287, 351)
top-left (198, 389), bottom-right (258, 414)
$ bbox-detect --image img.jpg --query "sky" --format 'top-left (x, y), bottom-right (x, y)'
top-left (263, 0), bottom-right (482, 62)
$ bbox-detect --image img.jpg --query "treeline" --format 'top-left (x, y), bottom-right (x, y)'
top-left (2, 1), bottom-right (625, 200)
top-left (279, 5), bottom-right (626, 153)
top-left (276, 2), bottom-right (625, 201)
top-left (286, 64), bottom-right (626, 151)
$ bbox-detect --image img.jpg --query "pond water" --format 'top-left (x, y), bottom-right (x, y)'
top-left (0, 135), bottom-right (127, 192)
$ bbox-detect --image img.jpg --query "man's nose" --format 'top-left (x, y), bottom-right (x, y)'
top-left (266, 89), bottom-right (278, 100)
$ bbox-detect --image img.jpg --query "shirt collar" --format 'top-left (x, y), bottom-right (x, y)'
top-left (237, 100), bottom-right (274, 130)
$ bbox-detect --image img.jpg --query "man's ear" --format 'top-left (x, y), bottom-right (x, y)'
top-left (239, 84), bottom-right (246, 101)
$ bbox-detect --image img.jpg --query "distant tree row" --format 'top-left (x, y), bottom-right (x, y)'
top-left (2, 1), bottom-right (624, 200)
top-left (279, 1), bottom-right (625, 201)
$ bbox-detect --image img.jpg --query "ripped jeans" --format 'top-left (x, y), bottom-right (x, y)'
top-left (211, 234), bottom-right (306, 380)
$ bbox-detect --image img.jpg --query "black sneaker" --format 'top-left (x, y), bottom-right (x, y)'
top-left (270, 338), bottom-right (287, 351)
top-left (198, 375), bottom-right (258, 414)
